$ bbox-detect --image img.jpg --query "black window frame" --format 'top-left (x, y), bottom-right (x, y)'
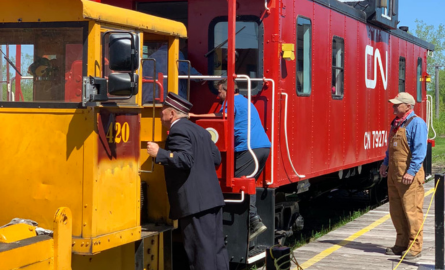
top-left (398, 56), bottom-right (406, 93)
top-left (331, 36), bottom-right (345, 100)
top-left (296, 16), bottom-right (312, 97)
top-left (416, 57), bottom-right (422, 102)
top-left (0, 21), bottom-right (88, 109)
top-left (208, 15), bottom-right (264, 96)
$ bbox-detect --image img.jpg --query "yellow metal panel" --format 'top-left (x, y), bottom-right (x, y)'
top-left (93, 108), bottom-right (140, 236)
top-left (53, 207), bottom-right (72, 270)
top-left (95, 158), bottom-right (139, 234)
top-left (0, 223), bottom-right (36, 243)
top-left (72, 243), bottom-right (134, 270)
top-left (158, 233), bottom-right (164, 270)
top-left (81, 0), bottom-right (187, 38)
top-left (0, 238), bottom-right (54, 270)
top-left (0, 108), bottom-right (91, 237)
top-left (16, 259), bottom-right (53, 270)
top-left (144, 236), bottom-right (159, 270)
top-left (72, 226), bottom-right (140, 254)
top-left (0, 0), bottom-right (84, 23)
top-left (168, 38), bottom-right (180, 95)
top-left (282, 43), bottom-right (295, 61)
top-left (88, 22), bottom-right (102, 78)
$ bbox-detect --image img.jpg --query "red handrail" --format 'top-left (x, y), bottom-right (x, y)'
top-left (142, 72), bottom-right (164, 102)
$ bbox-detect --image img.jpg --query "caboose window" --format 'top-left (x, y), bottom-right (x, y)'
top-left (399, 57), bottom-right (406, 92)
top-left (208, 16), bottom-right (263, 95)
top-left (141, 41), bottom-right (169, 104)
top-left (296, 17), bottom-right (312, 96)
top-left (331, 37), bottom-right (344, 99)
top-left (416, 57), bottom-right (422, 102)
top-left (0, 23), bottom-right (86, 104)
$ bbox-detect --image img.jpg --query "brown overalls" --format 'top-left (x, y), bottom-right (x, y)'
top-left (387, 116), bottom-right (425, 254)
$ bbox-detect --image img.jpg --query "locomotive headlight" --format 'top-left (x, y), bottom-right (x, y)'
top-left (206, 128), bottom-right (219, 144)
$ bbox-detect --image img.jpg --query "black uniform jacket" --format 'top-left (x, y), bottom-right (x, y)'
top-left (155, 118), bottom-right (225, 220)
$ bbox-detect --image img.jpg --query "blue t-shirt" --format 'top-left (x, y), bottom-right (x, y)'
top-left (220, 95), bottom-right (271, 152)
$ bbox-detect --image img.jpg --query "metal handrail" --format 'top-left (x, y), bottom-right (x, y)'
top-left (236, 74), bottom-right (259, 178)
top-left (427, 94), bottom-right (437, 140)
top-left (281, 92), bottom-right (306, 178)
top-left (139, 58), bottom-right (157, 174)
top-left (224, 191), bottom-right (245, 203)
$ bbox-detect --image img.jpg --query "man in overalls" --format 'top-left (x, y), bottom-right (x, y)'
top-left (379, 92), bottom-right (428, 260)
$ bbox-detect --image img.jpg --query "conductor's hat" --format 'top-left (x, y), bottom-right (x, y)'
top-left (164, 92), bottom-right (193, 114)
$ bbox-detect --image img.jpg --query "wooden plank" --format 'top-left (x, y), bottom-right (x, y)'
top-left (292, 180), bottom-right (438, 269)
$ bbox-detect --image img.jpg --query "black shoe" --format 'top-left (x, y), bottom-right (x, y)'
top-left (402, 250), bottom-right (421, 260)
top-left (249, 218), bottom-right (267, 241)
top-left (385, 246), bottom-right (406, 255)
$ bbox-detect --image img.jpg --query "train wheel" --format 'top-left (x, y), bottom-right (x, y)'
top-left (370, 177), bottom-right (388, 204)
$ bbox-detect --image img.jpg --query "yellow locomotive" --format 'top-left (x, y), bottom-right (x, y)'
top-left (0, 0), bottom-right (185, 269)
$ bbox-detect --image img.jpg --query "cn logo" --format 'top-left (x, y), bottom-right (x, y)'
top-left (365, 45), bottom-right (388, 90)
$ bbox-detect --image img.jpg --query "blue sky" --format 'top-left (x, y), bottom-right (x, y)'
top-left (398, 0), bottom-right (445, 35)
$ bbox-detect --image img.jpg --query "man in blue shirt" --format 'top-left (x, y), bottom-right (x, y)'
top-left (190, 80), bottom-right (271, 241)
top-left (379, 92), bottom-right (427, 260)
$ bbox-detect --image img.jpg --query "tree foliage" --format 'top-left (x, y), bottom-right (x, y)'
top-left (414, 20), bottom-right (445, 94)
top-left (414, 20), bottom-right (445, 136)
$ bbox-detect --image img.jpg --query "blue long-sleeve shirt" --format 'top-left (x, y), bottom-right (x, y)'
top-left (383, 111), bottom-right (428, 176)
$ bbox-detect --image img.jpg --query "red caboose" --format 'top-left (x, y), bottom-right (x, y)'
top-left (102, 0), bottom-right (435, 264)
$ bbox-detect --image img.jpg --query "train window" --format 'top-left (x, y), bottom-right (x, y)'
top-left (296, 17), bottom-right (312, 96)
top-left (398, 57), bottom-right (406, 92)
top-left (416, 57), bottom-right (422, 102)
top-left (331, 36), bottom-right (344, 99)
top-left (208, 16), bottom-right (264, 96)
top-left (141, 41), bottom-right (169, 105)
top-left (0, 25), bottom-right (85, 103)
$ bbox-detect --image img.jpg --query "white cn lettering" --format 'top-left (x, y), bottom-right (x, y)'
top-left (364, 132), bottom-right (371, 150)
top-left (365, 45), bottom-right (388, 90)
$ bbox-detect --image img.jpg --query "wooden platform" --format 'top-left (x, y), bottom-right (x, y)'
top-left (292, 179), bottom-right (441, 270)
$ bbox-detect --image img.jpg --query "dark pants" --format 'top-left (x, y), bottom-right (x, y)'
top-left (179, 207), bottom-right (229, 270)
top-left (234, 147), bottom-right (270, 219)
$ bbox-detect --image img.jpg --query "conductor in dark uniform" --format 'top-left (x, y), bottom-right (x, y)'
top-left (146, 92), bottom-right (229, 270)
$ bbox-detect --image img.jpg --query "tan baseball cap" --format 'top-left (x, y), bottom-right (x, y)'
top-left (388, 92), bottom-right (415, 106)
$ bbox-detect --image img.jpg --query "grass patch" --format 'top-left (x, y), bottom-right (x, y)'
top-left (433, 136), bottom-right (445, 164)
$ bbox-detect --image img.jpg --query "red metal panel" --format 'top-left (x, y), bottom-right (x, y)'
top-left (307, 4), bottom-right (330, 175)
top-left (343, 17), bottom-right (359, 166)
top-left (97, 110), bottom-right (140, 162)
top-left (102, 0), bottom-right (431, 190)
top-left (327, 10), bottom-right (345, 169)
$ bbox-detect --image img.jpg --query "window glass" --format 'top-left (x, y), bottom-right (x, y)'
top-left (210, 19), bottom-right (262, 95)
top-left (331, 37), bottom-right (344, 98)
top-left (398, 56), bottom-right (405, 92)
top-left (382, 0), bottom-right (392, 20)
top-left (416, 57), bottom-right (422, 102)
top-left (296, 17), bottom-right (312, 96)
top-left (141, 41), bottom-right (169, 104)
top-left (0, 27), bottom-right (84, 102)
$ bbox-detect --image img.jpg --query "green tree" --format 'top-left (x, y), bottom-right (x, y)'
top-left (414, 20), bottom-right (445, 136)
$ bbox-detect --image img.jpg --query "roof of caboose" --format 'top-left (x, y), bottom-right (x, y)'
top-left (0, 0), bottom-right (187, 38)
top-left (313, 0), bottom-right (435, 51)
